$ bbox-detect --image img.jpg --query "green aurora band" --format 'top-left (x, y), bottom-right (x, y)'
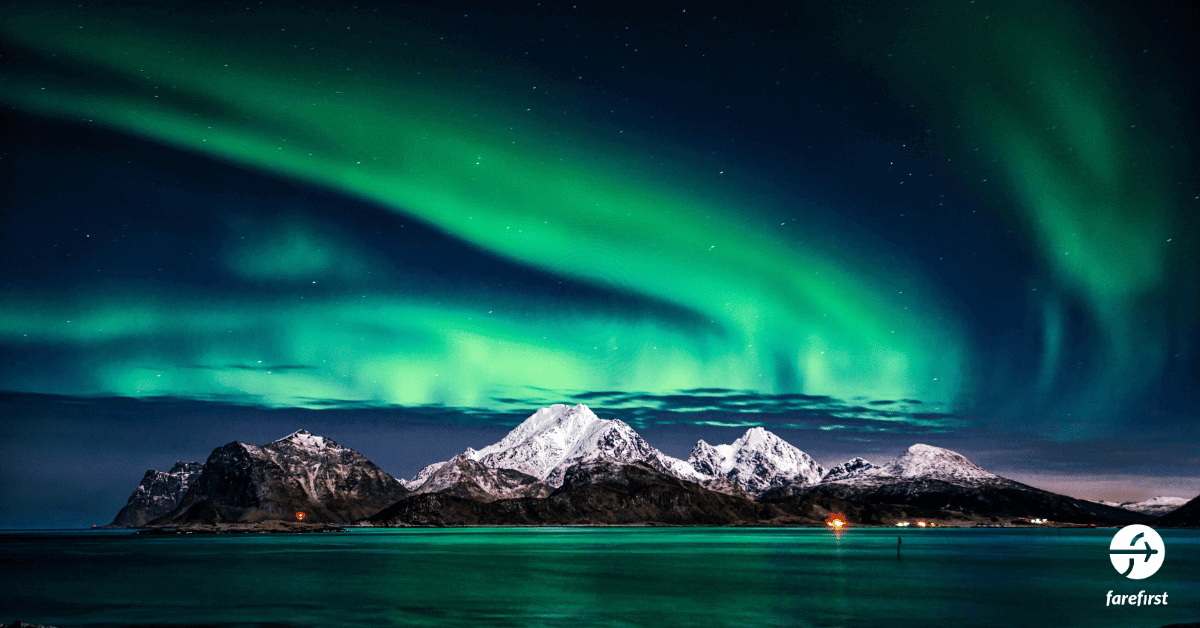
top-left (1, 3), bottom-right (1189, 424)
top-left (827, 1), bottom-right (1193, 434)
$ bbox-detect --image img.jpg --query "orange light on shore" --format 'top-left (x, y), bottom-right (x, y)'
top-left (916, 520), bottom-right (927, 528)
top-left (825, 513), bottom-right (848, 539)
top-left (295, 511), bottom-right (306, 521)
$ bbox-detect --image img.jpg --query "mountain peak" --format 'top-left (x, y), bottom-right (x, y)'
top-left (465, 403), bottom-right (654, 486)
top-left (822, 457), bottom-right (879, 481)
top-left (440, 404), bottom-right (700, 489)
top-left (151, 430), bottom-right (406, 525)
top-left (878, 443), bottom-right (997, 483)
top-left (734, 425), bottom-right (772, 444)
top-left (108, 460), bottom-right (206, 528)
top-left (468, 404), bottom-right (603, 464)
top-left (688, 426), bottom-right (823, 496)
top-left (168, 461), bottom-right (204, 475)
top-left (271, 429), bottom-right (338, 451)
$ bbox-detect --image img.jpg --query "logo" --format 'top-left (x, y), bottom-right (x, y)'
top-left (1109, 525), bottom-right (1165, 579)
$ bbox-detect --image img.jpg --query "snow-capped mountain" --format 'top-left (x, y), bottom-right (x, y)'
top-left (687, 427), bottom-right (824, 496)
top-left (1151, 493), bottom-right (1200, 527)
top-left (108, 461), bottom-right (204, 528)
top-left (423, 404), bottom-right (704, 489)
top-left (1097, 496), bottom-right (1188, 516)
top-left (878, 443), bottom-right (999, 483)
top-left (821, 444), bottom-right (1000, 487)
top-left (154, 429), bottom-right (409, 525)
top-left (821, 457), bottom-right (879, 482)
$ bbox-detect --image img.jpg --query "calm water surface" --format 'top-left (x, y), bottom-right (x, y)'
top-left (1, 527), bottom-right (1196, 627)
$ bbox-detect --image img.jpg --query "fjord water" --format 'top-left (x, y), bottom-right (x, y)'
top-left (2, 528), bottom-right (1196, 627)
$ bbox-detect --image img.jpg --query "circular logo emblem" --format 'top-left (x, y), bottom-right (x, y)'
top-left (1109, 524), bottom-right (1165, 579)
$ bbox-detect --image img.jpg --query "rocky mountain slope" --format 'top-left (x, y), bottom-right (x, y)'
top-left (371, 459), bottom-right (783, 526)
top-left (152, 430), bottom-right (409, 525)
top-left (409, 454), bottom-right (550, 502)
top-left (107, 461), bottom-right (204, 528)
top-left (822, 457), bottom-right (879, 482)
top-left (371, 457), bottom-right (1030, 528)
top-left (688, 427), bottom-right (824, 496)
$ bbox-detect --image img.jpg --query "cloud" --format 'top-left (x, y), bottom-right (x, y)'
top-left (181, 363), bottom-right (318, 372)
top-left (227, 364), bottom-right (317, 372)
top-left (477, 387), bottom-right (960, 433)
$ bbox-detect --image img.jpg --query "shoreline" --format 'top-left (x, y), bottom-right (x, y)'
top-left (133, 521), bottom-right (346, 535)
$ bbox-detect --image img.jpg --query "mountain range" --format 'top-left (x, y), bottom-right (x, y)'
top-left (1095, 496), bottom-right (1190, 517)
top-left (107, 403), bottom-right (1195, 529)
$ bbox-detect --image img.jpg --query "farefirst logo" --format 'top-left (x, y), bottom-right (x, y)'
top-left (1106, 591), bottom-right (1168, 606)
top-left (1109, 524), bottom-right (1165, 579)
top-left (1104, 525), bottom-right (1169, 609)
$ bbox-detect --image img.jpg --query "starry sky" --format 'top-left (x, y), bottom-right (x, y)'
top-left (1, 0), bottom-right (1197, 528)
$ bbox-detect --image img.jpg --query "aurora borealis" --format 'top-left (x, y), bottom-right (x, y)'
top-left (1, 0), bottom-right (1197, 526)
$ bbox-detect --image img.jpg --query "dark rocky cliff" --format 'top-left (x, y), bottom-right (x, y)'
top-left (108, 461), bottom-right (204, 528)
top-left (151, 430), bottom-right (408, 525)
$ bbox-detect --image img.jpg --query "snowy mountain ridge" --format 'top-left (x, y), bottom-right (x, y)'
top-left (414, 404), bottom-right (704, 489)
top-left (821, 457), bottom-right (879, 481)
top-left (820, 444), bottom-right (1003, 487)
top-left (688, 427), bottom-right (825, 496)
top-left (397, 405), bottom-right (1171, 513)
top-left (406, 405), bottom-right (827, 498)
top-left (1096, 496), bottom-right (1188, 516)
top-left (408, 406), bottom-right (1032, 499)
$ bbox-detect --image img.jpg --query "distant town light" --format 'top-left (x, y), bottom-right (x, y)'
top-left (825, 513), bottom-right (848, 539)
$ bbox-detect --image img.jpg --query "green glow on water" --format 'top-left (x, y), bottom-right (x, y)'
top-left (1, 528), bottom-right (1197, 627)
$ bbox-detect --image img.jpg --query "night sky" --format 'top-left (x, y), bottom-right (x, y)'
top-left (2, 0), bottom-right (1197, 528)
